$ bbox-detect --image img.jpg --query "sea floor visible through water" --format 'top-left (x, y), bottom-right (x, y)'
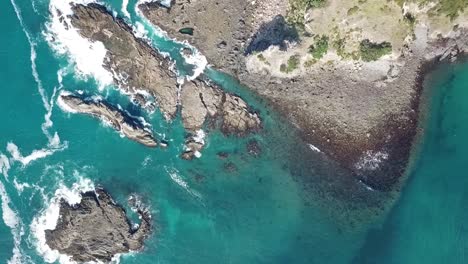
top-left (0, 0), bottom-right (467, 264)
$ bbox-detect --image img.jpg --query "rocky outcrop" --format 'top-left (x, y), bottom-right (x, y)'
top-left (70, 3), bottom-right (179, 119)
top-left (59, 93), bottom-right (157, 147)
top-left (45, 188), bottom-right (151, 263)
top-left (180, 79), bottom-right (261, 135)
top-left (139, 0), bottom-right (288, 73)
top-left (64, 4), bottom-right (261, 155)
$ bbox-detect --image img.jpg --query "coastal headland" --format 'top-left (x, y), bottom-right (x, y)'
top-left (140, 0), bottom-right (468, 191)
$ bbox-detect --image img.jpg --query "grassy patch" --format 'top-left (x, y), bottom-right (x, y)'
top-left (280, 55), bottom-right (301, 73)
top-left (304, 59), bottom-right (317, 67)
top-left (359, 40), bottom-right (392, 61)
top-left (257, 54), bottom-right (271, 65)
top-left (347, 6), bottom-right (359, 16)
top-left (308, 35), bottom-right (329, 59)
top-left (287, 0), bottom-right (327, 26)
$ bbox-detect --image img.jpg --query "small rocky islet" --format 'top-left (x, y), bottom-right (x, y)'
top-left (45, 188), bottom-right (151, 263)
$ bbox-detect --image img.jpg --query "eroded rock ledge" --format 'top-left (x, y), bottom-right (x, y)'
top-left (45, 188), bottom-right (151, 263)
top-left (59, 93), bottom-right (158, 147)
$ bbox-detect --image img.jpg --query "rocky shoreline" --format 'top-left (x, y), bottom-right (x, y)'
top-left (58, 93), bottom-right (158, 147)
top-left (139, 0), bottom-right (468, 191)
top-left (63, 3), bottom-right (261, 155)
top-left (45, 188), bottom-right (151, 263)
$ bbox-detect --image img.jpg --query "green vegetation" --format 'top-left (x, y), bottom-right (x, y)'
top-left (304, 59), bottom-right (317, 67)
top-left (359, 40), bottom-right (392, 61)
top-left (280, 55), bottom-right (300, 73)
top-left (308, 35), bottom-right (329, 59)
top-left (287, 0), bottom-right (326, 26)
top-left (434, 0), bottom-right (468, 20)
top-left (394, 0), bottom-right (468, 19)
top-left (347, 6), bottom-right (359, 16)
top-left (257, 54), bottom-right (271, 65)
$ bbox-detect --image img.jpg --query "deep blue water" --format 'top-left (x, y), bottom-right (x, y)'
top-left (0, 1), bottom-right (467, 264)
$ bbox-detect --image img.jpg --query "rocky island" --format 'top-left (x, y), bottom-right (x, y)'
top-left (139, 0), bottom-right (468, 190)
top-left (45, 188), bottom-right (151, 263)
top-left (58, 93), bottom-right (158, 147)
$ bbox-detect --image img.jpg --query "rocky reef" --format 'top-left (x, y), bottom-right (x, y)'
top-left (45, 188), bottom-right (151, 263)
top-left (63, 3), bottom-right (261, 156)
top-left (58, 93), bottom-right (158, 147)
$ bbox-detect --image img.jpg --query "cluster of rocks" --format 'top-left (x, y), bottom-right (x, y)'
top-left (59, 93), bottom-right (158, 147)
top-left (66, 3), bottom-right (261, 156)
top-left (45, 188), bottom-right (151, 263)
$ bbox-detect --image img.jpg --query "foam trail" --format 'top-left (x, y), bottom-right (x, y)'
top-left (30, 177), bottom-right (95, 264)
top-left (165, 167), bottom-right (201, 199)
top-left (0, 181), bottom-right (26, 264)
top-left (0, 154), bottom-right (11, 179)
top-left (6, 142), bottom-right (62, 167)
top-left (122, 0), bottom-right (130, 18)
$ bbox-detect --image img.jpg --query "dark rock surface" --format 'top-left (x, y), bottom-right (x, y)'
top-left (45, 188), bottom-right (151, 263)
top-left (59, 93), bottom-right (157, 147)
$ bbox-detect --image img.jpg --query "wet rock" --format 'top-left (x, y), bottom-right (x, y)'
top-left (224, 162), bottom-right (238, 173)
top-left (45, 188), bottom-right (151, 263)
top-left (59, 93), bottom-right (157, 147)
top-left (217, 151), bottom-right (229, 159)
top-left (181, 139), bottom-right (204, 160)
top-left (220, 94), bottom-right (262, 136)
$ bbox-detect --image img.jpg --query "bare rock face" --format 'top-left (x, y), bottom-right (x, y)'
top-left (69, 3), bottom-right (179, 119)
top-left (180, 79), bottom-right (261, 135)
top-left (45, 189), bottom-right (151, 263)
top-left (59, 93), bottom-right (157, 147)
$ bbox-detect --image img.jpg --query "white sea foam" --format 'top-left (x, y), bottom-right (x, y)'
top-left (122, 0), bottom-right (130, 18)
top-left (308, 144), bottom-right (321, 153)
top-left (56, 90), bottom-right (78, 113)
top-left (354, 150), bottom-right (389, 171)
top-left (0, 181), bottom-right (26, 264)
top-left (180, 48), bottom-right (208, 81)
top-left (12, 179), bottom-right (31, 194)
top-left (30, 177), bottom-right (95, 264)
top-left (0, 154), bottom-right (11, 179)
top-left (7, 143), bottom-right (54, 167)
top-left (165, 167), bottom-right (201, 199)
top-left (46, 0), bottom-right (114, 88)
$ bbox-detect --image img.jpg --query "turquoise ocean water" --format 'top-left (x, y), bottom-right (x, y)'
top-left (0, 0), bottom-right (467, 263)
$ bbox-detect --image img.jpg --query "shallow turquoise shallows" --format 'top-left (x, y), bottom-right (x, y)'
top-left (0, 1), bottom-right (467, 264)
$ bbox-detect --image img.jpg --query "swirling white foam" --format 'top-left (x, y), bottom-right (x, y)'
top-left (45, 0), bottom-right (114, 89)
top-left (165, 167), bottom-right (201, 199)
top-left (0, 181), bottom-right (26, 264)
top-left (30, 177), bottom-right (95, 264)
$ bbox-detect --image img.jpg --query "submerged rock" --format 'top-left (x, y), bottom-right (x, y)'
top-left (45, 188), bottom-right (151, 263)
top-left (59, 93), bottom-right (157, 147)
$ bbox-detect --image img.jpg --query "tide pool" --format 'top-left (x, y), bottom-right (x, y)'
top-left (0, 0), bottom-right (467, 264)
